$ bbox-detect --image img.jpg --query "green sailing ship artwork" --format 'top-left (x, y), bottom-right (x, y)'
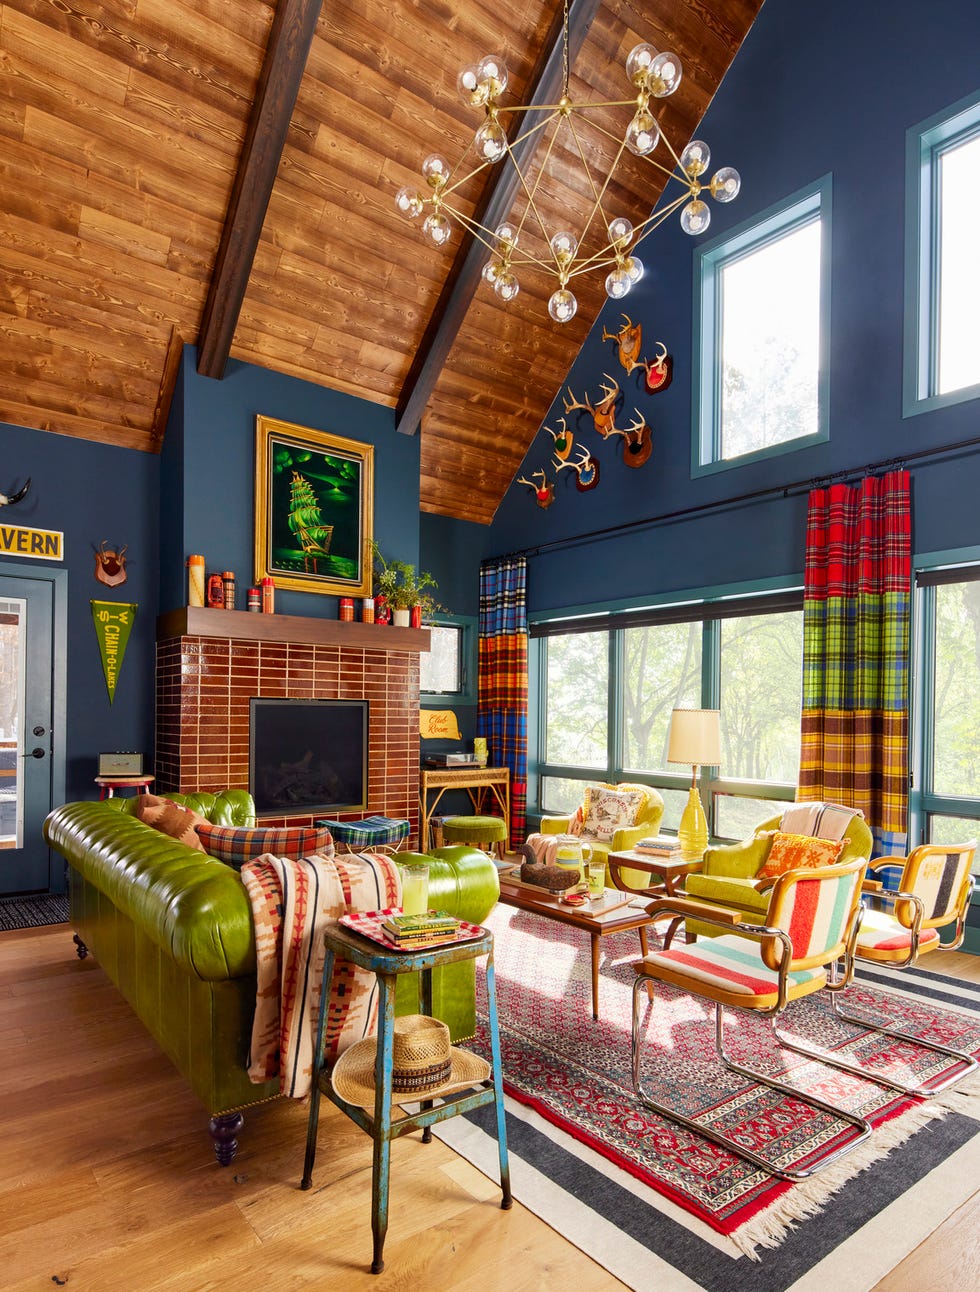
top-left (256, 417), bottom-right (374, 597)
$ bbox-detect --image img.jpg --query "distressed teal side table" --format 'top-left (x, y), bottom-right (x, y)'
top-left (301, 919), bottom-right (511, 1274)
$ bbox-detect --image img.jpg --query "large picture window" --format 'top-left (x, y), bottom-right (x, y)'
top-left (693, 177), bottom-right (830, 473)
top-left (912, 561), bottom-right (980, 869)
top-left (534, 592), bottom-right (803, 840)
top-left (904, 89), bottom-right (980, 416)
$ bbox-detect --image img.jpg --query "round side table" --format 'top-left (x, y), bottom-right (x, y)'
top-left (94, 774), bottom-right (155, 800)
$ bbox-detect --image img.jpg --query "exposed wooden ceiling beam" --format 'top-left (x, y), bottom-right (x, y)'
top-left (196, 0), bottom-right (323, 380)
top-left (394, 0), bottom-right (604, 436)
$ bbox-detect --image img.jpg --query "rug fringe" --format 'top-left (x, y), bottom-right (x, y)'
top-left (728, 1098), bottom-right (946, 1259)
top-left (934, 1065), bottom-right (980, 1117)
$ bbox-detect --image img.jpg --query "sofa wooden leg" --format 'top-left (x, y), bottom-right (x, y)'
top-left (209, 1111), bottom-right (244, 1166)
top-left (72, 932), bottom-right (88, 959)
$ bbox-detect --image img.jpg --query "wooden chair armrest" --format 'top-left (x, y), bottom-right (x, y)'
top-left (861, 878), bottom-right (885, 893)
top-left (645, 896), bottom-right (745, 926)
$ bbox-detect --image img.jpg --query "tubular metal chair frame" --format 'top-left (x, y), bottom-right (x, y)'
top-left (631, 858), bottom-right (887, 1182)
top-left (829, 842), bottom-right (978, 1096)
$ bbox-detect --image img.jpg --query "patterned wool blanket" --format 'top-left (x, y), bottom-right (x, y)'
top-left (240, 850), bottom-right (401, 1098)
top-left (780, 800), bottom-right (863, 840)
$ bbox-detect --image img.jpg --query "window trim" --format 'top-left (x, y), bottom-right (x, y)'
top-left (692, 174), bottom-right (832, 477)
top-left (903, 87), bottom-right (980, 419)
top-left (419, 614), bottom-right (477, 705)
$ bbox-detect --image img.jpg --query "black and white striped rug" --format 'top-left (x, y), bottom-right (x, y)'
top-left (0, 893), bottom-right (69, 931)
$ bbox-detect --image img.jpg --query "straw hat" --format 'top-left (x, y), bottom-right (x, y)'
top-left (331, 1014), bottom-right (490, 1108)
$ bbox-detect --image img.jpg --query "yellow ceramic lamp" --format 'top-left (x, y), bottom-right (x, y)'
top-left (667, 708), bottom-right (721, 860)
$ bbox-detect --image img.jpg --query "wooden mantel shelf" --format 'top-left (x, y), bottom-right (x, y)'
top-left (157, 606), bottom-right (431, 652)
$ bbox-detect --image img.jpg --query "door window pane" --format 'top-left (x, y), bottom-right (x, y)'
top-left (544, 633), bottom-right (608, 768)
top-left (719, 611), bottom-right (802, 783)
top-left (0, 599), bottom-right (25, 849)
top-left (421, 624), bottom-right (462, 694)
top-left (931, 580), bottom-right (980, 798)
top-left (622, 622), bottom-right (702, 772)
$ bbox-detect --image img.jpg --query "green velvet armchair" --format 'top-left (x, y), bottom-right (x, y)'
top-left (681, 806), bottom-right (874, 941)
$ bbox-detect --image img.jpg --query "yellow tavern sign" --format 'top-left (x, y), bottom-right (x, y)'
top-left (0, 524), bottom-right (63, 561)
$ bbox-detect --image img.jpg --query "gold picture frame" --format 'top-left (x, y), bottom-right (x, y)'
top-left (254, 415), bottom-right (374, 597)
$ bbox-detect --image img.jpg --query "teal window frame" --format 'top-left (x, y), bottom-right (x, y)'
top-left (528, 581), bottom-right (803, 840)
top-left (903, 87), bottom-right (980, 418)
top-left (692, 175), bottom-right (832, 477)
top-left (419, 614), bottom-right (477, 705)
top-left (909, 549), bottom-right (980, 862)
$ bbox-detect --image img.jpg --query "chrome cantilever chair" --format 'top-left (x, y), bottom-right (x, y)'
top-left (830, 840), bottom-right (978, 1094)
top-left (632, 856), bottom-right (873, 1182)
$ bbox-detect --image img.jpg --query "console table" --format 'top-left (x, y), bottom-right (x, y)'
top-left (420, 765), bottom-right (510, 851)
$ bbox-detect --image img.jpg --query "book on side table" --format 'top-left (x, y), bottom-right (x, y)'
top-left (632, 835), bottom-right (682, 856)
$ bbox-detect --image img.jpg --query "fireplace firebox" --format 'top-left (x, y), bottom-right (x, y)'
top-left (249, 698), bottom-right (367, 816)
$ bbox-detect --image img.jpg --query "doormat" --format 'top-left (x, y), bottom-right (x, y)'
top-left (0, 894), bottom-right (69, 931)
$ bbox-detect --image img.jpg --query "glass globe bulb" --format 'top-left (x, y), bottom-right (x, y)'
top-left (494, 270), bottom-right (520, 302)
top-left (608, 216), bottom-right (633, 249)
top-left (649, 51), bottom-right (682, 97)
top-left (423, 212), bottom-right (453, 245)
top-left (625, 255), bottom-right (644, 284)
top-left (475, 118), bottom-right (508, 162)
top-left (605, 266), bottom-right (632, 299)
top-left (680, 199), bottom-right (711, 236)
top-left (394, 187), bottom-right (424, 220)
top-left (495, 221), bottom-right (519, 249)
top-left (625, 43), bottom-right (656, 87)
top-left (422, 154), bottom-right (450, 190)
top-left (710, 166), bottom-right (741, 203)
top-left (476, 54), bottom-right (508, 98)
top-left (550, 230), bottom-right (579, 264)
top-left (680, 139), bottom-right (711, 179)
top-left (482, 259), bottom-right (500, 285)
top-left (626, 111), bottom-right (660, 157)
top-left (548, 287), bottom-right (578, 323)
top-left (457, 64), bottom-right (489, 107)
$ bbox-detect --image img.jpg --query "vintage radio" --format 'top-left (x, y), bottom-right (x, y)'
top-left (98, 751), bottom-right (144, 777)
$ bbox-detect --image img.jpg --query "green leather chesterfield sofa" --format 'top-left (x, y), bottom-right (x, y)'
top-left (42, 790), bottom-right (500, 1165)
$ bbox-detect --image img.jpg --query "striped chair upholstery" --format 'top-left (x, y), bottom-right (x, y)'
top-left (831, 840), bottom-right (977, 1095)
top-left (632, 856), bottom-right (872, 1182)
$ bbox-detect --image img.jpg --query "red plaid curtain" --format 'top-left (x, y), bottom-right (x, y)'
top-left (477, 556), bottom-right (528, 846)
top-left (799, 470), bottom-right (911, 855)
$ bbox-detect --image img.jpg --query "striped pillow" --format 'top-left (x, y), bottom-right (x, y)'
top-left (196, 823), bottom-right (335, 869)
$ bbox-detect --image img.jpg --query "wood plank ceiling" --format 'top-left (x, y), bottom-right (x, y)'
top-left (0, 0), bottom-right (763, 525)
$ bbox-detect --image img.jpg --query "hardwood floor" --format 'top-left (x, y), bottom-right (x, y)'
top-left (3, 922), bottom-right (978, 1290)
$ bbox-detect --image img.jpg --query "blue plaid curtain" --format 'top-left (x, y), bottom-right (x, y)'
top-left (477, 556), bottom-right (528, 846)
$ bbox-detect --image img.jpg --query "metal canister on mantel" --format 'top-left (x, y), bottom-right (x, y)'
top-left (339, 597), bottom-right (354, 621)
top-left (247, 586), bottom-right (261, 612)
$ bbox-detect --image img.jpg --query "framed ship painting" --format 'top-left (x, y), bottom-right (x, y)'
top-left (254, 416), bottom-right (374, 597)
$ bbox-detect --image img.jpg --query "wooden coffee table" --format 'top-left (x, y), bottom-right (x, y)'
top-left (496, 868), bottom-right (657, 1020)
top-left (606, 849), bottom-right (705, 949)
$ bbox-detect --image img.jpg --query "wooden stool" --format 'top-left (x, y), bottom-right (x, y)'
top-left (438, 814), bottom-right (508, 860)
top-left (95, 774), bottom-right (154, 799)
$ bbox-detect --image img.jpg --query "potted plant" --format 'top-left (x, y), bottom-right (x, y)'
top-left (371, 543), bottom-right (441, 626)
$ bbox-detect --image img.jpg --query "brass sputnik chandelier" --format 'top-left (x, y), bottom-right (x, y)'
top-left (394, 5), bottom-right (740, 324)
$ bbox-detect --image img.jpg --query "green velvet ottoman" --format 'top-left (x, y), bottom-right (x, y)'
top-left (437, 814), bottom-right (508, 859)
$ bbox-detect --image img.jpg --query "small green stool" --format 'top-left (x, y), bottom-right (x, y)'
top-left (438, 814), bottom-right (508, 859)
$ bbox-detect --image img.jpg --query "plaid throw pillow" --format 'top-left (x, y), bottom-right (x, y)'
top-left (757, 831), bottom-right (844, 879)
top-left (134, 794), bottom-right (206, 851)
top-left (196, 823), bottom-right (335, 870)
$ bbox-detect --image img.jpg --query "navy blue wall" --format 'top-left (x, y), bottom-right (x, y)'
top-left (0, 421), bottom-right (158, 800)
top-left (161, 346), bottom-right (421, 619)
top-left (485, 0), bottom-right (980, 610)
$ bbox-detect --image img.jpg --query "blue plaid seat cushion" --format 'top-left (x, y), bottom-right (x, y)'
top-left (317, 815), bottom-right (410, 847)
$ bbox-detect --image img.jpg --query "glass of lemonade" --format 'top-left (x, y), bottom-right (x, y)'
top-left (401, 863), bottom-right (430, 916)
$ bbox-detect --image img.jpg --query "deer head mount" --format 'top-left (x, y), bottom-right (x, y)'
top-left (602, 314), bottom-right (643, 373)
top-left (93, 540), bottom-right (128, 587)
top-left (563, 374), bottom-right (622, 438)
top-left (634, 342), bottom-right (673, 393)
top-left (0, 477), bottom-right (31, 507)
top-left (616, 412), bottom-right (653, 467)
top-left (545, 417), bottom-right (575, 461)
top-left (516, 469), bottom-right (555, 509)
top-left (553, 446), bottom-right (600, 492)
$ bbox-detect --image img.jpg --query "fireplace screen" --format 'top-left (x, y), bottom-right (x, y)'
top-left (249, 698), bottom-right (367, 816)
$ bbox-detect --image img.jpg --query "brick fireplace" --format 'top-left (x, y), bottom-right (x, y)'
top-left (155, 607), bottom-right (427, 843)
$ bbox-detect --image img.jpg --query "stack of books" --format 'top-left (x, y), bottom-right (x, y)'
top-left (381, 910), bottom-right (461, 950)
top-left (633, 835), bottom-right (683, 856)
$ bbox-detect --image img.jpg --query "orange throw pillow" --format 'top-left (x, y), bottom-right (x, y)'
top-left (757, 831), bottom-right (844, 879)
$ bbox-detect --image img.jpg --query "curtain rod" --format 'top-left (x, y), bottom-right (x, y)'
top-left (508, 431), bottom-right (980, 560)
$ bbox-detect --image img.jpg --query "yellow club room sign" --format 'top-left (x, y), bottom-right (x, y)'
top-left (0, 523), bottom-right (63, 560)
top-left (91, 601), bottom-right (137, 704)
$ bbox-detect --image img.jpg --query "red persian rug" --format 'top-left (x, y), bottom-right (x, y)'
top-left (471, 905), bottom-right (980, 1248)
